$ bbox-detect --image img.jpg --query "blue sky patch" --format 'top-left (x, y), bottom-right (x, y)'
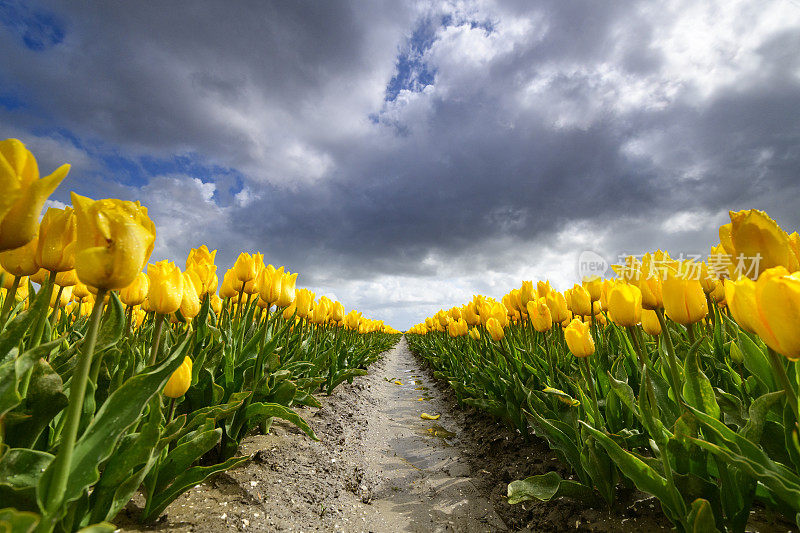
top-left (0, 0), bottom-right (65, 51)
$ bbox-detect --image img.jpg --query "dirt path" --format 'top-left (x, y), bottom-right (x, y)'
top-left (121, 337), bottom-right (506, 532)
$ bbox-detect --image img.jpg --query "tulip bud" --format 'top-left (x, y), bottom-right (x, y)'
top-left (526, 297), bottom-right (552, 332)
top-left (219, 268), bottom-right (238, 298)
top-left (344, 310), bottom-right (361, 330)
top-left (71, 193), bottom-right (156, 290)
top-left (163, 356), bottom-right (193, 398)
top-left (468, 327), bottom-right (481, 340)
top-left (641, 309), bottom-right (661, 336)
top-left (724, 209), bottom-right (798, 278)
top-left (72, 281), bottom-right (91, 301)
top-left (147, 261), bottom-right (184, 315)
top-left (569, 284), bottom-right (592, 316)
top-left (607, 282), bottom-right (642, 327)
top-left (294, 288), bottom-right (315, 319)
top-left (276, 271), bottom-right (298, 308)
top-left (331, 301), bottom-right (345, 323)
top-left (186, 262), bottom-right (218, 296)
top-left (0, 139), bottom-right (70, 251)
top-left (537, 280), bottom-right (552, 299)
top-left (582, 276), bottom-right (603, 302)
top-left (0, 235), bottom-right (39, 276)
top-left (662, 265), bottom-right (708, 325)
top-left (259, 265), bottom-right (282, 304)
top-left (54, 269), bottom-right (79, 287)
top-left (119, 272), bottom-right (149, 307)
top-left (233, 252), bottom-right (257, 283)
top-left (180, 272), bottom-right (201, 320)
top-left (546, 291), bottom-right (570, 323)
top-left (50, 285), bottom-right (73, 308)
top-left (185, 245), bottom-right (217, 269)
top-left (36, 206), bottom-right (77, 272)
top-left (30, 268), bottom-right (48, 285)
top-left (485, 317), bottom-right (505, 341)
top-left (564, 318), bottom-right (594, 358)
top-left (210, 293), bottom-right (223, 316)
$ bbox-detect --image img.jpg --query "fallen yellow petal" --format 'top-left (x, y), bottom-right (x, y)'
top-left (394, 380), bottom-right (402, 385)
top-left (421, 413), bottom-right (441, 420)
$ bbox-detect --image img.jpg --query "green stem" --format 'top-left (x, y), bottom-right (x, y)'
top-left (582, 356), bottom-right (604, 430)
top-left (49, 285), bottom-right (65, 331)
top-left (43, 288), bottom-right (108, 517)
top-left (30, 271), bottom-right (56, 347)
top-left (0, 275), bottom-right (21, 327)
top-left (767, 347), bottom-right (799, 422)
top-left (149, 313), bottom-right (165, 366)
top-left (655, 307), bottom-right (685, 409)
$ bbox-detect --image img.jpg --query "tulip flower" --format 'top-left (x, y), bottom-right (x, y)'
top-left (259, 265), bottom-right (283, 305)
top-left (276, 271), bottom-right (298, 308)
top-left (71, 193), bottom-right (156, 290)
top-left (180, 272), bottom-right (201, 320)
top-left (0, 138), bottom-right (70, 251)
top-left (537, 280), bottom-right (552, 298)
top-left (570, 283), bottom-right (599, 316)
top-left (242, 252), bottom-right (264, 295)
top-left (54, 269), bottom-right (79, 287)
top-left (564, 318), bottom-right (594, 358)
top-left (582, 276), bottom-right (603, 302)
top-left (607, 282), bottom-right (642, 327)
top-left (219, 268), bottom-right (238, 298)
top-left (36, 206), bottom-right (77, 273)
top-left (545, 291), bottom-right (570, 323)
top-left (520, 280), bottom-right (535, 307)
top-left (294, 288), bottom-right (315, 319)
top-left (641, 309), bottom-right (661, 336)
top-left (72, 282), bottom-right (91, 301)
top-left (0, 234), bottom-right (39, 276)
top-left (721, 209), bottom-right (798, 278)
top-left (233, 252), bottom-right (257, 283)
top-left (147, 261), bottom-right (184, 315)
top-left (186, 245), bottom-right (217, 269)
top-left (468, 327), bottom-right (480, 340)
top-left (119, 272), bottom-right (149, 307)
top-left (163, 356), bottom-right (193, 398)
top-left (331, 301), bottom-right (345, 323)
top-left (186, 262), bottom-right (218, 296)
top-left (485, 317), bottom-right (505, 341)
top-left (344, 310), bottom-right (361, 330)
top-left (210, 293), bottom-right (223, 316)
top-left (526, 297), bottom-right (552, 332)
top-left (662, 265), bottom-right (708, 325)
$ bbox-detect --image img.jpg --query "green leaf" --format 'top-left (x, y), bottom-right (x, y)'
top-left (141, 456), bottom-right (248, 522)
top-left (683, 348), bottom-right (720, 420)
top-left (687, 498), bottom-right (720, 533)
top-left (0, 448), bottom-right (54, 512)
top-left (154, 428), bottom-right (222, 493)
top-left (0, 507), bottom-right (39, 533)
top-left (3, 359), bottom-right (68, 449)
top-left (242, 402), bottom-right (318, 440)
top-left (94, 293), bottom-right (124, 352)
top-left (507, 471), bottom-right (597, 504)
top-left (37, 334), bottom-right (191, 513)
top-left (741, 391), bottom-right (783, 444)
top-left (737, 335), bottom-right (777, 392)
top-left (326, 368), bottom-right (367, 393)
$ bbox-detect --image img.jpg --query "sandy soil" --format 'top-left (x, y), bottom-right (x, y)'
top-left (117, 337), bottom-right (795, 532)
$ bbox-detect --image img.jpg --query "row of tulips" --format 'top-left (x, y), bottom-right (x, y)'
top-left (407, 208), bottom-right (800, 532)
top-left (0, 139), bottom-right (400, 533)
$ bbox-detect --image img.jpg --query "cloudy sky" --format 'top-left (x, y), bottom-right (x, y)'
top-left (2, 0), bottom-right (799, 329)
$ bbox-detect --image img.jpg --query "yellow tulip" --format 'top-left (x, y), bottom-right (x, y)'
top-left (520, 280), bottom-right (536, 307)
top-left (219, 268), bottom-right (238, 298)
top-left (526, 297), bottom-right (552, 332)
top-left (582, 276), bottom-right (603, 302)
top-left (485, 317), bottom-right (505, 341)
top-left (50, 285), bottom-right (73, 308)
top-left (468, 327), bottom-right (481, 340)
top-left (637, 253), bottom-right (664, 310)
top-left (331, 301), bottom-right (345, 322)
top-left (294, 288), bottom-right (315, 318)
top-left (463, 302), bottom-right (480, 326)
top-left (545, 291), bottom-right (570, 323)
top-left (344, 310), bottom-right (361, 330)
top-left (242, 252), bottom-right (264, 295)
top-left (163, 356), bottom-right (193, 398)
top-left (259, 265), bottom-right (283, 304)
top-left (71, 193), bottom-right (156, 290)
top-left (723, 209), bottom-right (798, 278)
top-left (72, 282), bottom-right (91, 301)
top-left (0, 234), bottom-right (39, 276)
top-left (118, 272), bottom-right (149, 307)
top-left (30, 268), bottom-right (48, 285)
top-left (0, 139), bottom-right (70, 251)
top-left (607, 282), bottom-right (642, 327)
top-left (662, 266), bottom-right (708, 325)
top-left (276, 271), bottom-right (298, 308)
top-left (564, 318), bottom-right (594, 358)
top-left (185, 245), bottom-right (216, 269)
top-left (147, 261), bottom-right (184, 315)
top-left (54, 269), bottom-right (79, 287)
top-left (727, 267), bottom-right (800, 359)
top-left (180, 272), bottom-right (201, 319)
top-left (569, 284), bottom-right (592, 316)
top-left (186, 262), bottom-right (217, 296)
top-left (537, 280), bottom-right (552, 299)
top-left (233, 252), bottom-right (257, 283)
top-left (210, 293), bottom-right (223, 316)
top-left (642, 309), bottom-right (661, 336)
top-left (36, 206), bottom-right (76, 272)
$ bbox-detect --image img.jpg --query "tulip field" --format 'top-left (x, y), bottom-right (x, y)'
top-left (0, 139), bottom-right (400, 532)
top-left (3, 135), bottom-right (800, 532)
top-left (407, 209), bottom-right (800, 531)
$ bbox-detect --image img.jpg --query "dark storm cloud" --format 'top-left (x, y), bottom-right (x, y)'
top-left (2, 0), bottom-right (799, 328)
